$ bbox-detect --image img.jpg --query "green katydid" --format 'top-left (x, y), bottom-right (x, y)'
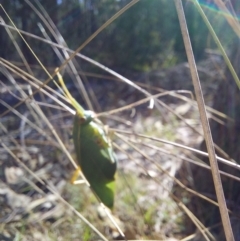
top-left (56, 71), bottom-right (117, 209)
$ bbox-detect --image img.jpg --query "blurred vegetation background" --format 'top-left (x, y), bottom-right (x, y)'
top-left (1, 0), bottom-right (237, 72)
top-left (1, 0), bottom-right (240, 240)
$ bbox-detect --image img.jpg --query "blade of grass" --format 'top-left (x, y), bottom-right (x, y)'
top-left (174, 0), bottom-right (234, 240)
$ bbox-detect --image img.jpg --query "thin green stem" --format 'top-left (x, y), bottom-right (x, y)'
top-left (56, 70), bottom-right (85, 118)
top-left (191, 0), bottom-right (240, 89)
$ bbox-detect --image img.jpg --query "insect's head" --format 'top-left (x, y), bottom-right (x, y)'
top-left (78, 110), bottom-right (95, 125)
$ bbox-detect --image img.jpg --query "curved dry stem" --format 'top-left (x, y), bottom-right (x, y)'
top-left (112, 129), bottom-right (240, 172)
top-left (141, 142), bottom-right (240, 184)
top-left (25, 0), bottom-right (94, 110)
top-left (0, 17), bottom-right (33, 75)
top-left (0, 59), bottom-right (76, 117)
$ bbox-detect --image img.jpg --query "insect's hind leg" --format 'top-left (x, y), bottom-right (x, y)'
top-left (71, 166), bottom-right (86, 185)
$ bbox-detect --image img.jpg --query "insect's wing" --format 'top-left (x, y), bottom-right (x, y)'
top-left (92, 121), bottom-right (117, 179)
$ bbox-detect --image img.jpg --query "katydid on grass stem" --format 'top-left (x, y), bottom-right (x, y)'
top-left (56, 70), bottom-right (117, 209)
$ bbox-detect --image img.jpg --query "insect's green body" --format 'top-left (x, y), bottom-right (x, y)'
top-left (73, 111), bottom-right (117, 208)
top-left (56, 71), bottom-right (117, 209)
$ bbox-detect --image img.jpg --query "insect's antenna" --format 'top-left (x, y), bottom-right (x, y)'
top-left (55, 68), bottom-right (85, 118)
